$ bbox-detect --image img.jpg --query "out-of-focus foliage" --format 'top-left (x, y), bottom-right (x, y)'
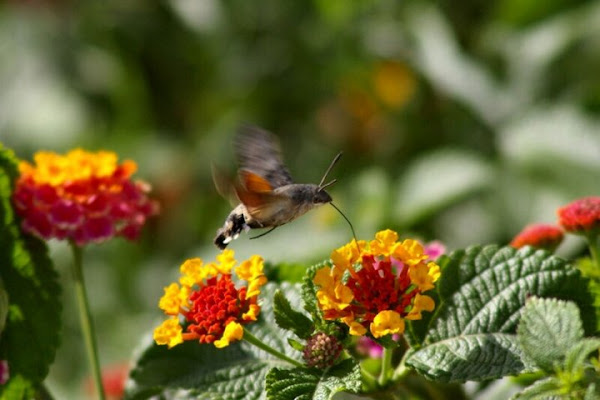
top-left (0, 0), bottom-right (598, 398)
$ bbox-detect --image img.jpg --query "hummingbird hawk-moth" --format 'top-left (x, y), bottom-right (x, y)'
top-left (213, 125), bottom-right (342, 249)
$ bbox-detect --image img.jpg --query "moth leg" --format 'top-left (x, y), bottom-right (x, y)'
top-left (250, 226), bottom-right (278, 240)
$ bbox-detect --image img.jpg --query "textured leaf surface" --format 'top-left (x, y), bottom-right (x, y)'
top-left (406, 245), bottom-right (594, 382)
top-left (0, 145), bottom-right (61, 399)
top-left (510, 377), bottom-right (562, 400)
top-left (564, 338), bottom-right (600, 374)
top-left (273, 290), bottom-right (313, 339)
top-left (405, 333), bottom-right (527, 382)
top-left (518, 297), bottom-right (583, 372)
top-left (265, 360), bottom-right (360, 400)
top-left (126, 282), bottom-right (304, 400)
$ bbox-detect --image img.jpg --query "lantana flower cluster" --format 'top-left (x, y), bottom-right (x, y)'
top-left (313, 229), bottom-right (441, 339)
top-left (510, 224), bottom-right (564, 251)
top-left (558, 197), bottom-right (600, 235)
top-left (154, 250), bottom-right (267, 349)
top-left (12, 149), bottom-right (158, 245)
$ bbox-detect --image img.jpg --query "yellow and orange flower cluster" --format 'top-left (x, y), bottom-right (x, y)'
top-left (153, 250), bottom-right (267, 349)
top-left (13, 149), bottom-right (158, 245)
top-left (314, 230), bottom-right (440, 338)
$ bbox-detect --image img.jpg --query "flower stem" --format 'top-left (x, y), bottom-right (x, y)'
top-left (70, 243), bottom-right (105, 400)
top-left (360, 364), bottom-right (379, 390)
top-left (587, 233), bottom-right (600, 269)
top-left (378, 346), bottom-right (393, 386)
top-left (242, 329), bottom-right (303, 368)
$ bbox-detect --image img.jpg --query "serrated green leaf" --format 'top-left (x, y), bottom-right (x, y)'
top-left (564, 338), bottom-right (600, 374)
top-left (126, 282), bottom-right (304, 400)
top-left (302, 262), bottom-right (328, 326)
top-left (265, 359), bottom-right (360, 400)
top-left (273, 290), bottom-right (314, 339)
top-left (518, 297), bottom-right (583, 372)
top-left (405, 245), bottom-right (594, 382)
top-left (0, 145), bottom-right (61, 399)
top-left (510, 377), bottom-right (563, 400)
top-left (405, 333), bottom-right (528, 383)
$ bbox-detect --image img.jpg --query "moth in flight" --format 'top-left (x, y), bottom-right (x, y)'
top-left (213, 126), bottom-right (342, 249)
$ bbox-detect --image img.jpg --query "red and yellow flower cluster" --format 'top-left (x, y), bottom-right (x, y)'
top-left (313, 229), bottom-right (440, 339)
top-left (12, 149), bottom-right (158, 245)
top-left (154, 250), bottom-right (267, 348)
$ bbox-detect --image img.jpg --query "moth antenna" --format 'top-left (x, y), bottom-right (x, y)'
top-left (318, 151), bottom-right (343, 189)
top-left (319, 179), bottom-right (337, 191)
top-left (330, 202), bottom-right (361, 254)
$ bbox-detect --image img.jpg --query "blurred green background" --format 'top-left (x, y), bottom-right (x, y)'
top-left (1, 0), bottom-right (599, 398)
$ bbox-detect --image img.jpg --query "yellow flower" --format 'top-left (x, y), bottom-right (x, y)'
top-left (370, 310), bottom-right (405, 338)
top-left (247, 275), bottom-right (267, 298)
top-left (369, 229), bottom-right (399, 256)
top-left (428, 262), bottom-right (441, 283)
top-left (158, 283), bottom-right (190, 315)
top-left (236, 255), bottom-right (264, 281)
top-left (330, 240), bottom-right (365, 270)
top-left (242, 304), bottom-right (260, 321)
top-left (342, 316), bottom-right (367, 336)
top-left (217, 249), bottom-right (236, 274)
top-left (393, 239), bottom-right (428, 266)
top-left (153, 318), bottom-right (183, 348)
top-left (409, 262), bottom-right (437, 291)
top-left (179, 258), bottom-right (204, 287)
top-left (314, 266), bottom-right (354, 313)
top-left (236, 255), bottom-right (266, 297)
top-left (21, 149), bottom-right (128, 186)
top-left (405, 294), bottom-right (435, 320)
top-left (214, 322), bottom-right (244, 348)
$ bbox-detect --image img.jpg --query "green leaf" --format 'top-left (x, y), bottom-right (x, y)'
top-left (405, 245), bottom-right (594, 382)
top-left (265, 359), bottom-right (360, 400)
top-left (510, 377), bottom-right (563, 400)
top-left (302, 261), bottom-right (328, 327)
top-left (288, 338), bottom-right (304, 352)
top-left (0, 145), bottom-right (61, 399)
top-left (126, 282), bottom-right (305, 400)
top-left (518, 297), bottom-right (583, 372)
top-left (405, 333), bottom-right (528, 383)
top-left (273, 290), bottom-right (314, 339)
top-left (564, 338), bottom-right (600, 374)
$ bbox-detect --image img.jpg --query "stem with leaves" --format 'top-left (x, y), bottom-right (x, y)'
top-left (243, 329), bottom-right (303, 368)
top-left (70, 243), bottom-right (105, 400)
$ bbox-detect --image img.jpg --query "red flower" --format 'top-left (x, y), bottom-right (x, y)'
top-left (558, 197), bottom-right (600, 235)
top-left (510, 224), bottom-right (564, 251)
top-left (185, 274), bottom-right (253, 344)
top-left (12, 149), bottom-right (159, 245)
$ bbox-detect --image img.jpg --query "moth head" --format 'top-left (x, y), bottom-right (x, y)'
top-left (313, 188), bottom-right (333, 204)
